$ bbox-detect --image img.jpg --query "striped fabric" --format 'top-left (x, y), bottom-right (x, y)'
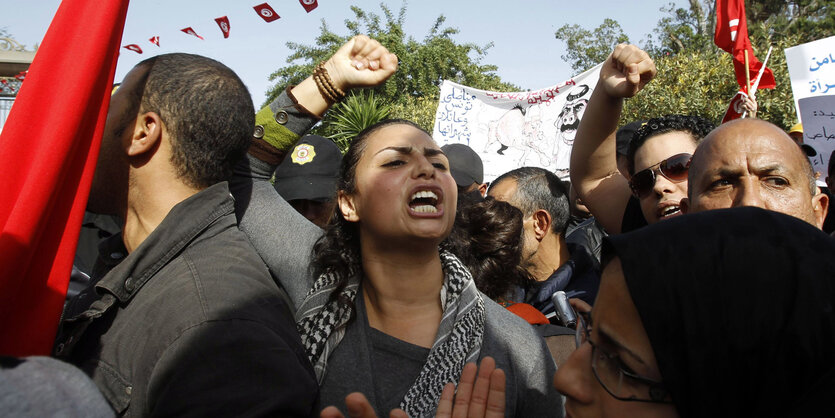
top-left (296, 250), bottom-right (485, 417)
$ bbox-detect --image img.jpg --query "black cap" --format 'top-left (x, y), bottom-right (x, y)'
top-left (616, 120), bottom-right (645, 157)
top-left (274, 135), bottom-right (341, 202)
top-left (441, 143), bottom-right (484, 186)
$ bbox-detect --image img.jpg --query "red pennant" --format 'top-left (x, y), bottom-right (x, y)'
top-left (253, 3), bottom-right (280, 22)
top-left (123, 44), bottom-right (143, 54)
top-left (299, 0), bottom-right (318, 13)
top-left (215, 16), bottom-right (230, 38)
top-left (180, 27), bottom-right (205, 40)
top-left (149, 36), bottom-right (160, 46)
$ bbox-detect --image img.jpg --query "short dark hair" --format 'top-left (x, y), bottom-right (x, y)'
top-left (491, 167), bottom-right (570, 235)
top-left (627, 115), bottom-right (715, 174)
top-left (136, 53), bottom-right (254, 189)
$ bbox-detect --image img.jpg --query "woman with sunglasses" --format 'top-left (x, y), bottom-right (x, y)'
top-left (232, 36), bottom-right (560, 417)
top-left (570, 44), bottom-right (714, 234)
top-left (554, 206), bottom-right (835, 417)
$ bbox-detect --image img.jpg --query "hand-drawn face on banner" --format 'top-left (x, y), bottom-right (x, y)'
top-left (556, 84), bottom-right (591, 145)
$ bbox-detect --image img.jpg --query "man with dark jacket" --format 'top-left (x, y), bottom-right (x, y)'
top-left (487, 167), bottom-right (601, 317)
top-left (54, 54), bottom-right (317, 416)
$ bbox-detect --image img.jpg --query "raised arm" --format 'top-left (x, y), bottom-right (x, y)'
top-left (231, 35), bottom-right (397, 308)
top-left (569, 44), bottom-right (655, 234)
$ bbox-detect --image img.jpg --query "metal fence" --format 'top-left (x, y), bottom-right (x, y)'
top-left (0, 97), bottom-right (14, 133)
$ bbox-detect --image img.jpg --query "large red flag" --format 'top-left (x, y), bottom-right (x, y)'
top-left (714, 0), bottom-right (775, 91)
top-left (0, 0), bottom-right (129, 355)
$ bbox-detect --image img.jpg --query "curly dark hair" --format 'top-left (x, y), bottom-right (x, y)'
top-left (310, 119), bottom-right (434, 308)
top-left (627, 115), bottom-right (716, 175)
top-left (443, 197), bottom-right (535, 301)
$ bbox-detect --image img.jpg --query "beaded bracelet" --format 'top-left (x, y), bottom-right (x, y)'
top-left (314, 62), bottom-right (346, 103)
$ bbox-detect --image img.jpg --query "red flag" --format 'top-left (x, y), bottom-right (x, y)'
top-left (123, 44), bottom-right (143, 54)
top-left (253, 3), bottom-right (280, 22)
top-left (714, 0), bottom-right (775, 91)
top-left (299, 0), bottom-right (318, 13)
top-left (0, 0), bottom-right (129, 355)
top-left (721, 91), bottom-right (749, 123)
top-left (215, 16), bottom-right (230, 38)
top-left (149, 36), bottom-right (160, 46)
top-left (181, 27), bottom-right (204, 40)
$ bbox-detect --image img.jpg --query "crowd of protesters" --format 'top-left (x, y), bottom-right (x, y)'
top-left (2, 33), bottom-right (834, 418)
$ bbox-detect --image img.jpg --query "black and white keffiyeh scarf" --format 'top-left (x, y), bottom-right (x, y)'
top-left (295, 250), bottom-right (486, 418)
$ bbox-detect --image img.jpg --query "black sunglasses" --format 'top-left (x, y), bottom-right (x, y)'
top-left (629, 153), bottom-right (692, 198)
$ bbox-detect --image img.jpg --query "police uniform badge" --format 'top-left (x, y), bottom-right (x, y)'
top-left (291, 143), bottom-right (316, 165)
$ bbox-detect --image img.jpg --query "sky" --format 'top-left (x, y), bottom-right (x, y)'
top-left (4, 0), bottom-right (685, 106)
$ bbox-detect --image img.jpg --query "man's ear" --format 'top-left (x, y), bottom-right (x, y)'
top-left (531, 209), bottom-right (552, 241)
top-left (337, 190), bottom-right (359, 222)
top-left (680, 197), bottom-right (690, 214)
top-left (812, 190), bottom-right (829, 230)
top-left (126, 111), bottom-right (163, 157)
top-left (477, 183), bottom-right (488, 197)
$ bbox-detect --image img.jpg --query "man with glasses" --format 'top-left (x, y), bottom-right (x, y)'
top-left (681, 118), bottom-right (829, 230)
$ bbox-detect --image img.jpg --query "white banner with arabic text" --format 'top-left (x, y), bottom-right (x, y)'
top-left (432, 63), bottom-right (602, 181)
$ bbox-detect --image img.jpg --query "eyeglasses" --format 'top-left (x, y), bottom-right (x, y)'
top-left (575, 313), bottom-right (672, 403)
top-left (628, 153), bottom-right (692, 198)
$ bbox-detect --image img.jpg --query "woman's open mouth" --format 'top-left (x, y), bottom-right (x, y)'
top-left (407, 185), bottom-right (444, 217)
top-left (409, 190), bottom-right (440, 213)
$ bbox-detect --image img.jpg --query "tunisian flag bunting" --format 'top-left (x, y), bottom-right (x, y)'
top-left (254, 3), bottom-right (281, 22)
top-left (299, 0), bottom-right (318, 13)
top-left (123, 44), bottom-right (143, 54)
top-left (215, 16), bottom-right (231, 38)
top-left (714, 0), bottom-right (775, 91)
top-left (181, 27), bottom-right (205, 40)
top-left (0, 0), bottom-right (129, 355)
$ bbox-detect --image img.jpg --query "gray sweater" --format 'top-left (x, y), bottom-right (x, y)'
top-left (230, 94), bottom-right (563, 417)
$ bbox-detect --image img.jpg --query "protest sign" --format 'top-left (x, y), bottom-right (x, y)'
top-left (432, 64), bottom-right (602, 181)
top-left (798, 96), bottom-right (835, 180)
top-left (785, 35), bottom-right (835, 183)
top-left (785, 35), bottom-right (835, 119)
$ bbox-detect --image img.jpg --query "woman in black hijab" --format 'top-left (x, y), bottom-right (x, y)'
top-left (554, 206), bottom-right (835, 417)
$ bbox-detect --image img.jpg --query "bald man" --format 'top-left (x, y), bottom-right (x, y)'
top-left (681, 118), bottom-right (829, 229)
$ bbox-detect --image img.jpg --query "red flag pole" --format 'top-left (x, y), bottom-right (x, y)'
top-left (0, 0), bottom-right (130, 355)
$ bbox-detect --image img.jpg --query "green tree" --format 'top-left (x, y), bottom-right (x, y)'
top-left (554, 18), bottom-right (629, 73)
top-left (643, 1), bottom-right (714, 56)
top-left (262, 2), bottom-right (517, 136)
top-left (746, 0), bottom-right (835, 44)
top-left (643, 0), bottom-right (834, 55)
top-left (557, 1), bottom-right (833, 129)
top-left (621, 32), bottom-right (800, 130)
